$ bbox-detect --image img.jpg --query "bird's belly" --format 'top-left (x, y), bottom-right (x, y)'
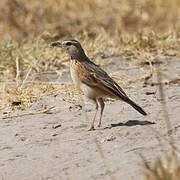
top-left (80, 83), bottom-right (98, 99)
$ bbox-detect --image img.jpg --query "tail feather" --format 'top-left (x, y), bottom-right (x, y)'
top-left (125, 98), bottom-right (147, 116)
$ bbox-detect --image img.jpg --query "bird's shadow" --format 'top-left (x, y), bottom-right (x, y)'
top-left (104, 120), bottom-right (155, 129)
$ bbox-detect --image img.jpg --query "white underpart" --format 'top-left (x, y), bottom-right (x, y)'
top-left (80, 83), bottom-right (98, 100)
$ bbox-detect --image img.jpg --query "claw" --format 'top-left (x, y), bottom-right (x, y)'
top-left (97, 123), bottom-right (101, 128)
top-left (88, 126), bottom-right (95, 131)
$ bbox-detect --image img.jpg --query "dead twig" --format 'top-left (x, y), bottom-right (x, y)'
top-left (2, 106), bottom-right (55, 120)
top-left (19, 66), bottom-right (32, 91)
top-left (15, 56), bottom-right (20, 87)
top-left (94, 138), bottom-right (116, 180)
top-left (156, 58), bottom-right (174, 144)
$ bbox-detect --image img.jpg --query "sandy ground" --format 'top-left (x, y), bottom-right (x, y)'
top-left (0, 56), bottom-right (180, 180)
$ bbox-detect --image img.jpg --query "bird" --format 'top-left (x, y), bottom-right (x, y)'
top-left (51, 39), bottom-right (147, 131)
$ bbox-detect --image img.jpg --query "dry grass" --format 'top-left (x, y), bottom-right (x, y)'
top-left (0, 82), bottom-right (76, 111)
top-left (0, 31), bottom-right (179, 110)
top-left (0, 0), bottom-right (180, 40)
top-left (142, 151), bottom-right (180, 180)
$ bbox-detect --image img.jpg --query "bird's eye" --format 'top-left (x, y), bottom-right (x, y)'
top-left (66, 42), bottom-right (72, 46)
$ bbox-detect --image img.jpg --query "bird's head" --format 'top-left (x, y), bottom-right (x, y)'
top-left (51, 39), bottom-right (87, 60)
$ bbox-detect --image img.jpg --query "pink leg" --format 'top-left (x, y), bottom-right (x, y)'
top-left (88, 100), bottom-right (98, 131)
top-left (97, 98), bottom-right (105, 127)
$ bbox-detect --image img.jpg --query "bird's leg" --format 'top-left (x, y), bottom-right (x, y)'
top-left (97, 98), bottom-right (105, 127)
top-left (88, 100), bottom-right (98, 131)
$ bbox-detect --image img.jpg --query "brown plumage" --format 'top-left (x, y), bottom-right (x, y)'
top-left (51, 40), bottom-right (147, 130)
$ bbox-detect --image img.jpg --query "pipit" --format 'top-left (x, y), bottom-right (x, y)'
top-left (51, 40), bottom-right (147, 131)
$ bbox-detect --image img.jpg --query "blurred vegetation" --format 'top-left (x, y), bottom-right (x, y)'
top-left (0, 0), bottom-right (180, 40)
top-left (142, 150), bottom-right (180, 180)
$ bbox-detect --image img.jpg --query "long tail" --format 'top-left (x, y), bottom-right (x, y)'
top-left (125, 98), bottom-right (147, 116)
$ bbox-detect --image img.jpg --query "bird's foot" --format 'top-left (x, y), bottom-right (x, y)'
top-left (88, 126), bottom-right (95, 131)
top-left (97, 123), bottom-right (101, 128)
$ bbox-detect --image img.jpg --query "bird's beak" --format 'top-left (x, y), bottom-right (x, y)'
top-left (50, 41), bottom-right (62, 48)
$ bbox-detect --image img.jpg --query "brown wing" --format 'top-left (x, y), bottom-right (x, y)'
top-left (77, 60), bottom-right (147, 116)
top-left (80, 60), bottom-right (128, 100)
